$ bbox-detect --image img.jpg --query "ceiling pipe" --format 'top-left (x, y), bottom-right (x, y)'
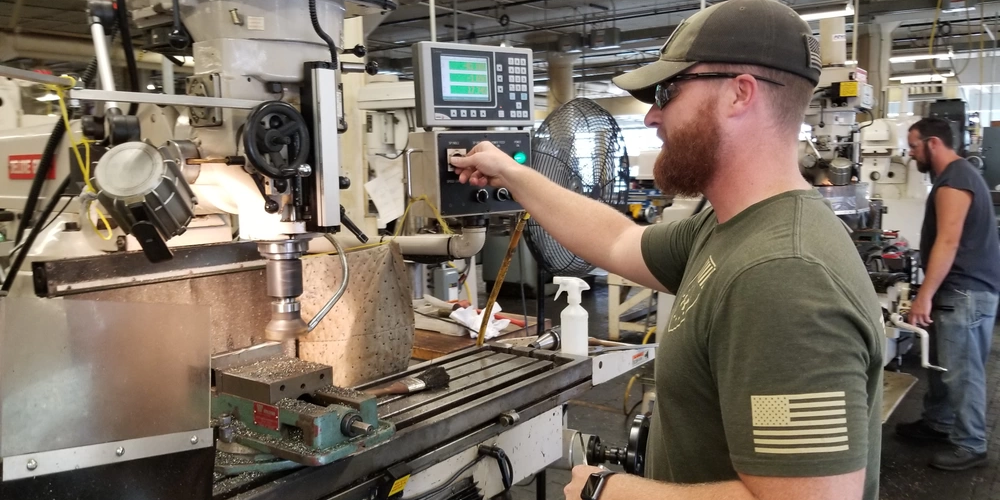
top-left (380, 0), bottom-right (546, 27)
top-left (370, 3), bottom-right (699, 51)
top-left (429, 0), bottom-right (437, 40)
top-left (417, 1), bottom-right (565, 35)
top-left (0, 31), bottom-right (194, 73)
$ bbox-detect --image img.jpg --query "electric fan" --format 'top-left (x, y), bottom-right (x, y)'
top-left (526, 97), bottom-right (631, 277)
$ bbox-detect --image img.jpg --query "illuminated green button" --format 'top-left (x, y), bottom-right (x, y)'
top-left (512, 151), bottom-right (527, 164)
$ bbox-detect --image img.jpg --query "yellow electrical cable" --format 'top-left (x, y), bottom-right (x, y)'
top-left (393, 195), bottom-right (454, 237)
top-left (928, 0), bottom-right (943, 59)
top-left (622, 374), bottom-right (639, 415)
top-left (641, 325), bottom-right (656, 345)
top-left (623, 326), bottom-right (657, 414)
top-left (308, 195), bottom-right (456, 257)
top-left (84, 199), bottom-right (114, 240)
top-left (47, 81), bottom-right (114, 241)
top-left (448, 261), bottom-right (475, 304)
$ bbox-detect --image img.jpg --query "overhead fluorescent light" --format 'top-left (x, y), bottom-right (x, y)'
top-left (606, 84), bottom-right (626, 96)
top-left (146, 83), bottom-right (156, 90)
top-left (889, 49), bottom-right (954, 63)
top-left (36, 93), bottom-right (59, 102)
top-left (942, 6), bottom-right (975, 13)
top-left (889, 71), bottom-right (955, 83)
top-left (846, 59), bottom-right (858, 65)
top-left (799, 3), bottom-right (854, 21)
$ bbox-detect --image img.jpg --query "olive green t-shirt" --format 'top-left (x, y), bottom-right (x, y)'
top-left (640, 190), bottom-right (883, 499)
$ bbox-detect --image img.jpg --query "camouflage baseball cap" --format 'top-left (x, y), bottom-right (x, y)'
top-left (612, 0), bottom-right (822, 104)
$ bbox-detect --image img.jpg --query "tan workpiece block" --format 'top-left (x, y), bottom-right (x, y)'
top-left (298, 242), bottom-right (414, 386)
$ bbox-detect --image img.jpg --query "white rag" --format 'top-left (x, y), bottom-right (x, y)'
top-left (450, 303), bottom-right (511, 340)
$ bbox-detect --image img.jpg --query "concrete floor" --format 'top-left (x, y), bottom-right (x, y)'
top-left (498, 281), bottom-right (1000, 500)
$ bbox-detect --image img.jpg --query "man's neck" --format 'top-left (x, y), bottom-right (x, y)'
top-left (932, 151), bottom-right (962, 176)
top-left (703, 145), bottom-right (811, 224)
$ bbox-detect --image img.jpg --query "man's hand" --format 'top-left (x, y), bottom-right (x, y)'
top-left (909, 293), bottom-right (934, 326)
top-left (564, 465), bottom-right (604, 500)
top-left (448, 141), bottom-right (520, 188)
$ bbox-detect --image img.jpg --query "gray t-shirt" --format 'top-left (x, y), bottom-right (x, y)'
top-left (920, 158), bottom-right (1000, 293)
top-left (640, 190), bottom-right (883, 500)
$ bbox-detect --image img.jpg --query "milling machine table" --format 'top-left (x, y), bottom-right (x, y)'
top-left (212, 345), bottom-right (592, 500)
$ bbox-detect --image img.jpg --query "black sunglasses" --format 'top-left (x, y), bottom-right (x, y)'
top-left (654, 72), bottom-right (786, 109)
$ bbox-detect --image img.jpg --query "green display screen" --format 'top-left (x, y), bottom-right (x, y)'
top-left (449, 73), bottom-right (489, 83)
top-left (441, 55), bottom-right (491, 103)
top-left (449, 85), bottom-right (489, 95)
top-left (448, 61), bottom-right (488, 72)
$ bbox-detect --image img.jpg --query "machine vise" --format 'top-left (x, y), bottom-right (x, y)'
top-left (213, 357), bottom-right (394, 469)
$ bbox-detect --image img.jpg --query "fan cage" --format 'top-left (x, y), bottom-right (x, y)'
top-left (526, 98), bottom-right (631, 277)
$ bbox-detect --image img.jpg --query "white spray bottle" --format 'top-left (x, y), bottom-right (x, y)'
top-left (553, 277), bottom-right (590, 356)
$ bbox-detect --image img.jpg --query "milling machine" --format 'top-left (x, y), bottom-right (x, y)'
top-left (0, 3), bottom-right (654, 499)
top-left (797, 18), bottom-right (944, 377)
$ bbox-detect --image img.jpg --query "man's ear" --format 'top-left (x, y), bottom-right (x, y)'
top-left (725, 74), bottom-right (759, 117)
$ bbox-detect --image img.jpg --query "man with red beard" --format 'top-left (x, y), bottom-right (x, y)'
top-left (450, 0), bottom-right (883, 499)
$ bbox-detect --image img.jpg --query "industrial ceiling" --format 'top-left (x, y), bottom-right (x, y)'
top-left (0, 0), bottom-right (996, 98)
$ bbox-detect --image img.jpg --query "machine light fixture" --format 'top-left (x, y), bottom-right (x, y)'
top-left (889, 71), bottom-right (955, 83)
top-left (798, 3), bottom-right (855, 21)
top-left (36, 93), bottom-right (59, 102)
top-left (889, 49), bottom-right (955, 63)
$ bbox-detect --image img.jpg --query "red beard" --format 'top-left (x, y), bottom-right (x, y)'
top-left (654, 101), bottom-right (722, 197)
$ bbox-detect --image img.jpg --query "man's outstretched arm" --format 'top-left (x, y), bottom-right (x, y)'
top-left (450, 141), bottom-right (664, 291)
top-left (564, 465), bottom-right (865, 500)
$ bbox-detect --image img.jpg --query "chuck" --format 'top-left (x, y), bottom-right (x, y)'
top-left (258, 239), bottom-right (310, 340)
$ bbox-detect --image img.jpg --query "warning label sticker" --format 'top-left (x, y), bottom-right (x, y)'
top-left (253, 402), bottom-right (281, 431)
top-left (8, 154), bottom-right (56, 180)
top-left (632, 350), bottom-right (650, 367)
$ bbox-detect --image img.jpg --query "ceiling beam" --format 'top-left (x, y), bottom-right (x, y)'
top-left (369, 2), bottom-right (700, 52)
top-left (377, 23), bottom-right (675, 71)
top-left (871, 0), bottom-right (1000, 24)
top-left (379, 0), bottom-right (547, 27)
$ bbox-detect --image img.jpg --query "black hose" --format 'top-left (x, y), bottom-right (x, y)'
top-left (13, 57), bottom-right (101, 245)
top-left (15, 120), bottom-right (66, 246)
top-left (479, 445), bottom-right (514, 493)
top-left (114, 0), bottom-right (141, 116)
top-left (410, 456), bottom-right (484, 500)
top-left (858, 109), bottom-right (875, 132)
top-left (3, 176), bottom-right (73, 292)
top-left (309, 0), bottom-right (339, 64)
top-left (164, 54), bottom-right (185, 66)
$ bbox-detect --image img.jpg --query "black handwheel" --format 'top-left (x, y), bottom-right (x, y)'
top-left (625, 413), bottom-right (651, 476)
top-left (243, 101), bottom-right (311, 179)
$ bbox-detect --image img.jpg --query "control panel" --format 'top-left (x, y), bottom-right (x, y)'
top-left (407, 131), bottom-right (529, 217)
top-left (413, 42), bottom-right (534, 128)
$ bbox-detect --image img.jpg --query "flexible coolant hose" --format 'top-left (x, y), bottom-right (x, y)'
top-left (307, 233), bottom-right (350, 331)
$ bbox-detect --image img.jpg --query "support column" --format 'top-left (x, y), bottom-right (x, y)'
top-left (858, 21), bottom-right (898, 118)
top-left (546, 53), bottom-right (579, 113)
top-left (161, 55), bottom-right (175, 94)
top-left (137, 69), bottom-right (152, 92)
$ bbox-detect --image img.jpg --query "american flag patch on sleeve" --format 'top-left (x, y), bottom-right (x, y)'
top-left (750, 392), bottom-right (849, 455)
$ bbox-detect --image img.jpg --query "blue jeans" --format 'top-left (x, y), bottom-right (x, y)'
top-left (922, 288), bottom-right (1000, 454)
